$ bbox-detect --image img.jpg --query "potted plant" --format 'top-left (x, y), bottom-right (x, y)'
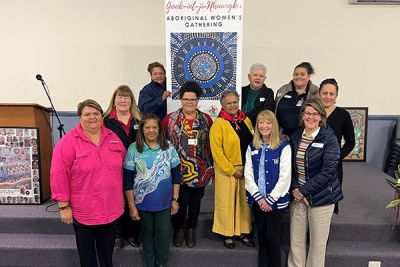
top-left (385, 164), bottom-right (400, 221)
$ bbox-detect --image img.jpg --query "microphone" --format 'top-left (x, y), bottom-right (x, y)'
top-left (35, 73), bottom-right (66, 137)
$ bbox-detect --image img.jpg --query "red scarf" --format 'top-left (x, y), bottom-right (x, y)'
top-left (218, 108), bottom-right (246, 130)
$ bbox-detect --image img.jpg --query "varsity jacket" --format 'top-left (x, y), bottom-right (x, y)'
top-left (244, 141), bottom-right (291, 211)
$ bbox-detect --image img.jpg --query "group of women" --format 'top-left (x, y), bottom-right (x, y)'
top-left (214, 62), bottom-right (355, 267)
top-left (50, 61), bottom-right (355, 267)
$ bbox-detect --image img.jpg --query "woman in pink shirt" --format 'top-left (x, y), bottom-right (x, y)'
top-left (51, 99), bottom-right (126, 267)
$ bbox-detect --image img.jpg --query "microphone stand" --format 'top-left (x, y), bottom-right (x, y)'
top-left (37, 76), bottom-right (65, 139)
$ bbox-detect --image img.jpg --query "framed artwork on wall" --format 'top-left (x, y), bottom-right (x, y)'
top-left (0, 127), bottom-right (41, 204)
top-left (343, 107), bottom-right (368, 162)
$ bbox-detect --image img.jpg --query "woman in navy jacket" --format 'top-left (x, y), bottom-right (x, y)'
top-left (138, 62), bottom-right (170, 120)
top-left (287, 100), bottom-right (342, 267)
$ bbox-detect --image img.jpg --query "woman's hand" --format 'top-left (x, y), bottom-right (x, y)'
top-left (257, 198), bottom-right (272, 212)
top-left (171, 200), bottom-right (179, 215)
top-left (292, 188), bottom-right (304, 202)
top-left (233, 169), bottom-right (244, 179)
top-left (162, 91), bottom-right (171, 100)
top-left (60, 207), bottom-right (73, 224)
top-left (129, 206), bottom-right (141, 221)
top-left (302, 197), bottom-right (309, 206)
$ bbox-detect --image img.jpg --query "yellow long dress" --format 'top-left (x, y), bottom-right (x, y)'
top-left (210, 117), bottom-right (253, 237)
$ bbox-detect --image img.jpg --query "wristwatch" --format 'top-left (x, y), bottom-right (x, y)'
top-left (172, 197), bottom-right (178, 202)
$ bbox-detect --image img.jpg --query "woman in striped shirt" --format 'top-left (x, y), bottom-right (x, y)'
top-left (287, 100), bottom-right (342, 267)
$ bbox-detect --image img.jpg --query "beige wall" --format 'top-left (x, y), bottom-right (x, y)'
top-left (1, 0), bottom-right (399, 114)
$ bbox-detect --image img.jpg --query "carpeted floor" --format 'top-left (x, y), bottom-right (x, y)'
top-left (0, 162), bottom-right (399, 267)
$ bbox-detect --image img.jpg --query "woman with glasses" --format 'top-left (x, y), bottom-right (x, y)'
top-left (103, 85), bottom-right (142, 249)
top-left (288, 100), bottom-right (342, 267)
top-left (162, 81), bottom-right (214, 248)
top-left (210, 90), bottom-right (254, 249)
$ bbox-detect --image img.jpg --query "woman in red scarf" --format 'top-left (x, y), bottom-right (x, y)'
top-left (210, 90), bottom-right (255, 249)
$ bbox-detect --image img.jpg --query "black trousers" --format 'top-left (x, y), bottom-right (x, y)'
top-left (73, 219), bottom-right (118, 267)
top-left (172, 185), bottom-right (205, 230)
top-left (334, 161), bottom-right (344, 214)
top-left (116, 205), bottom-right (140, 239)
top-left (252, 205), bottom-right (284, 267)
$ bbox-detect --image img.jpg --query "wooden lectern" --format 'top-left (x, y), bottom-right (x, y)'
top-left (0, 104), bottom-right (52, 203)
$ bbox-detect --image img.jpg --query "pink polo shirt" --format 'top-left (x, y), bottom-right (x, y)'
top-left (51, 124), bottom-right (126, 225)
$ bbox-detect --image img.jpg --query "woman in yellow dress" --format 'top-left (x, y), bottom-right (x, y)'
top-left (210, 90), bottom-right (254, 249)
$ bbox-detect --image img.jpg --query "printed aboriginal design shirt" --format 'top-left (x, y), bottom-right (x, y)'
top-left (123, 142), bottom-right (180, 212)
top-left (164, 109), bottom-right (214, 187)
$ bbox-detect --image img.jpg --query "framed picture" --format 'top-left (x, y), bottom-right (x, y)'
top-left (343, 107), bottom-right (368, 162)
top-left (0, 127), bottom-right (41, 204)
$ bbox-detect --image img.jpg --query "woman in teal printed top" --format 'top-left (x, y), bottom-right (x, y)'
top-left (123, 113), bottom-right (181, 267)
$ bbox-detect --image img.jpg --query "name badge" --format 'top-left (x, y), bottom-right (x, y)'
top-left (311, 143), bottom-right (324, 148)
top-left (133, 125), bottom-right (139, 130)
top-left (259, 97), bottom-right (265, 102)
top-left (296, 99), bottom-right (304, 106)
top-left (284, 95), bottom-right (292, 99)
top-left (251, 150), bottom-right (259, 155)
top-left (188, 139), bottom-right (197, 145)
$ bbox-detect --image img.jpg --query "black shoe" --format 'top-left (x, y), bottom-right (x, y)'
top-left (114, 237), bottom-right (125, 250)
top-left (238, 234), bottom-right (255, 247)
top-left (173, 228), bottom-right (185, 247)
top-left (223, 237), bottom-right (235, 249)
top-left (126, 236), bottom-right (140, 247)
top-left (186, 228), bottom-right (196, 248)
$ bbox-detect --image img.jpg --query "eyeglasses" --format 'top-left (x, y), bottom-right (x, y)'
top-left (304, 112), bottom-right (320, 118)
top-left (116, 96), bottom-right (131, 101)
top-left (181, 98), bottom-right (198, 103)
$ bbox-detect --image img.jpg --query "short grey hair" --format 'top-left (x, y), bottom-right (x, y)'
top-left (220, 90), bottom-right (239, 105)
top-left (249, 63), bottom-right (267, 74)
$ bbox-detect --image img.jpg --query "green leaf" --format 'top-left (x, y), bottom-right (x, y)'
top-left (385, 178), bottom-right (397, 189)
top-left (386, 199), bottom-right (400, 209)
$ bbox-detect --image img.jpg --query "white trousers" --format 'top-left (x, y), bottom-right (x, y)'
top-left (287, 201), bottom-right (334, 267)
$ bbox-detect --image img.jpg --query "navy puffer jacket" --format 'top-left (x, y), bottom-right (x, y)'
top-left (290, 126), bottom-right (343, 207)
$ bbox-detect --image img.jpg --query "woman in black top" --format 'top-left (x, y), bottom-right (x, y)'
top-left (319, 78), bottom-right (355, 214)
top-left (103, 85), bottom-right (142, 248)
top-left (241, 63), bottom-right (275, 126)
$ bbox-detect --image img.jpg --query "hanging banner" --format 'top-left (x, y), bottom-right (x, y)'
top-left (165, 0), bottom-right (244, 117)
